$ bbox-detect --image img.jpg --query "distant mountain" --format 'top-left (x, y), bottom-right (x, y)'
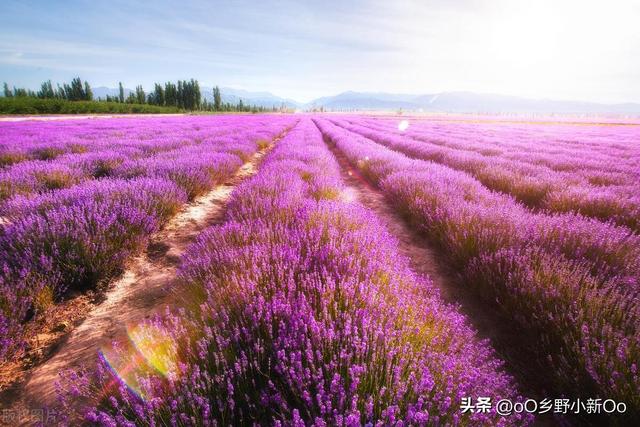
top-left (203, 87), bottom-right (299, 109)
top-left (306, 91), bottom-right (640, 114)
top-left (307, 91), bottom-right (421, 110)
top-left (91, 85), bottom-right (640, 114)
top-left (92, 86), bottom-right (133, 100)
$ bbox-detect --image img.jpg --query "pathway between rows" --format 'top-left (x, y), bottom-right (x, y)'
top-left (323, 136), bottom-right (555, 412)
top-left (2, 141), bottom-right (275, 424)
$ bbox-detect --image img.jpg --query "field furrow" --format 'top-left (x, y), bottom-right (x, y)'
top-left (330, 117), bottom-right (640, 232)
top-left (48, 118), bottom-right (532, 426)
top-left (324, 136), bottom-right (554, 403)
top-left (0, 116), bottom-right (294, 399)
top-left (1, 113), bottom-right (638, 425)
top-left (315, 117), bottom-right (640, 423)
top-left (4, 137), bottom-right (279, 417)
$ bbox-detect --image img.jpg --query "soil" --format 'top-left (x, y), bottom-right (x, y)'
top-left (0, 143), bottom-right (273, 425)
top-left (323, 133), bottom-right (561, 426)
top-left (0, 119), bottom-right (567, 425)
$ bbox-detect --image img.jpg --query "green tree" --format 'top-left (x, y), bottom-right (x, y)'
top-left (71, 77), bottom-right (84, 100)
top-left (13, 87), bottom-right (28, 97)
top-left (118, 82), bottom-right (125, 103)
top-left (193, 79), bottom-right (201, 110)
top-left (152, 83), bottom-right (165, 106)
top-left (84, 81), bottom-right (93, 101)
top-left (38, 80), bottom-right (55, 98)
top-left (177, 80), bottom-right (184, 108)
top-left (3, 83), bottom-right (12, 98)
top-left (164, 82), bottom-right (177, 107)
top-left (60, 77), bottom-right (87, 101)
top-left (135, 85), bottom-right (145, 104)
top-left (213, 86), bottom-right (222, 111)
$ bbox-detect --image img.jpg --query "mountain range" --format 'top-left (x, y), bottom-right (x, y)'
top-left (92, 87), bottom-right (640, 114)
top-left (304, 91), bottom-right (640, 114)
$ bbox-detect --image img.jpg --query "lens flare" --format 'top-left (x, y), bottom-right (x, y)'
top-left (398, 120), bottom-right (409, 131)
top-left (127, 322), bottom-right (177, 377)
top-left (98, 321), bottom-right (179, 402)
top-left (98, 349), bottom-right (146, 401)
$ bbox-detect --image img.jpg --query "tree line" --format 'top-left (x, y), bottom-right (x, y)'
top-left (2, 77), bottom-right (283, 112)
top-left (4, 77), bottom-right (93, 102)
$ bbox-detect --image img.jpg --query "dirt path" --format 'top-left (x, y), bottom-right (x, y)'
top-left (324, 138), bottom-right (555, 409)
top-left (1, 143), bottom-right (273, 424)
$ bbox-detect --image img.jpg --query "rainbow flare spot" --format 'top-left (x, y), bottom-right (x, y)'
top-left (98, 321), bottom-right (179, 402)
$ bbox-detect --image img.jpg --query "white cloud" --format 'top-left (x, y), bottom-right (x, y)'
top-left (1, 0), bottom-right (638, 103)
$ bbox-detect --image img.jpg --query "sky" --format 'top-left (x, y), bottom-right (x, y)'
top-left (1, 0), bottom-right (639, 103)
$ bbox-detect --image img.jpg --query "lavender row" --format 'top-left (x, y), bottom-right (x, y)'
top-left (356, 116), bottom-right (640, 174)
top-left (0, 115), bottom-right (265, 168)
top-left (344, 117), bottom-right (640, 183)
top-left (71, 119), bottom-right (527, 426)
top-left (331, 118), bottom-right (640, 231)
top-left (0, 116), bottom-right (286, 203)
top-left (0, 116), bottom-right (294, 362)
top-left (359, 117), bottom-right (640, 222)
top-left (317, 120), bottom-right (640, 282)
top-left (0, 178), bottom-right (185, 362)
top-left (314, 118), bottom-right (640, 416)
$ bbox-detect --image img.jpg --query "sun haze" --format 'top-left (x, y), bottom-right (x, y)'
top-left (1, 0), bottom-right (638, 103)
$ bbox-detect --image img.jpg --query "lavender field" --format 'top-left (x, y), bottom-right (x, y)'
top-left (0, 114), bottom-right (638, 425)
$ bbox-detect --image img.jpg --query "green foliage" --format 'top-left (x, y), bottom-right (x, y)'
top-left (135, 85), bottom-right (145, 104)
top-left (171, 79), bottom-right (200, 110)
top-left (2, 76), bottom-right (283, 114)
top-left (37, 80), bottom-right (56, 99)
top-left (84, 81), bottom-right (93, 101)
top-left (13, 88), bottom-right (31, 97)
top-left (59, 77), bottom-right (92, 101)
top-left (0, 97), bottom-right (181, 114)
top-left (118, 82), bottom-right (125, 103)
top-left (213, 85), bottom-right (222, 110)
top-left (148, 83), bottom-right (165, 106)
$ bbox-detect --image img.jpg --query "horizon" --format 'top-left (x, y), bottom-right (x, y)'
top-left (2, 2), bottom-right (640, 423)
top-left (1, 0), bottom-right (639, 104)
top-left (87, 86), bottom-right (640, 106)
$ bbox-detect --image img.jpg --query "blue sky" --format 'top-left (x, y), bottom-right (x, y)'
top-left (1, 0), bottom-right (639, 103)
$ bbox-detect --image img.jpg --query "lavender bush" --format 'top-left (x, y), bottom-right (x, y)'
top-left (65, 119), bottom-right (528, 426)
top-left (330, 117), bottom-right (640, 231)
top-left (0, 115), bottom-right (294, 362)
top-left (314, 117), bottom-right (640, 416)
